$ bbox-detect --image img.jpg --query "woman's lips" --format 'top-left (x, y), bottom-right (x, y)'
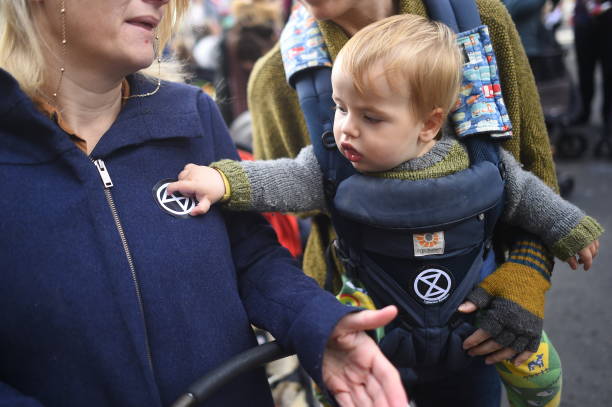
top-left (126, 16), bottom-right (159, 32)
top-left (127, 21), bottom-right (155, 32)
top-left (341, 143), bottom-right (363, 162)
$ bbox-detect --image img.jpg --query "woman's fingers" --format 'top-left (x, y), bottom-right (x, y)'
top-left (371, 349), bottom-right (408, 407)
top-left (457, 301), bottom-right (478, 313)
top-left (463, 328), bottom-right (491, 350)
top-left (467, 338), bottom-right (504, 357)
top-left (351, 383), bottom-right (374, 407)
top-left (512, 350), bottom-right (534, 366)
top-left (335, 392), bottom-right (356, 407)
top-left (336, 306), bottom-right (397, 335)
top-left (364, 375), bottom-right (389, 407)
top-left (484, 346), bottom-right (517, 365)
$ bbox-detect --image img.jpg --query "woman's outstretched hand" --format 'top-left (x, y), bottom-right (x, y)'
top-left (322, 305), bottom-right (408, 407)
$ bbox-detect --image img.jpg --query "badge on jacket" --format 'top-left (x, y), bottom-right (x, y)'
top-left (153, 179), bottom-right (196, 218)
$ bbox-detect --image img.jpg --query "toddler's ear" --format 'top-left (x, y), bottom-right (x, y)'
top-left (419, 108), bottom-right (445, 142)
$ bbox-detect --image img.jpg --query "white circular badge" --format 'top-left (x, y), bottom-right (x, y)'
top-left (413, 268), bottom-right (452, 304)
top-left (153, 179), bottom-right (196, 218)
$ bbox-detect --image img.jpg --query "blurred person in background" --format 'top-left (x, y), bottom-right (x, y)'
top-left (215, 0), bottom-right (283, 126)
top-left (570, 0), bottom-right (612, 136)
top-left (502, 0), bottom-right (562, 82)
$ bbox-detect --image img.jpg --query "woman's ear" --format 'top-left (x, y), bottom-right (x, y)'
top-left (419, 108), bottom-right (445, 142)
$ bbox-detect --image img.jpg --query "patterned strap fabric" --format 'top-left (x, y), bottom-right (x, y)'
top-left (280, 3), bottom-right (332, 86)
top-left (451, 25), bottom-right (513, 139)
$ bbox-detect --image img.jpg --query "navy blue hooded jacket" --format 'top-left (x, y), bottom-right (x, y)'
top-left (0, 69), bottom-right (352, 407)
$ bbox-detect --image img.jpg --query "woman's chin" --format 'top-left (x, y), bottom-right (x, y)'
top-left (124, 53), bottom-right (157, 74)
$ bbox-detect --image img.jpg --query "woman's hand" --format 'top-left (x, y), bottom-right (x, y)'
top-left (458, 301), bottom-right (533, 366)
top-left (166, 163), bottom-right (226, 215)
top-left (322, 306), bottom-right (408, 407)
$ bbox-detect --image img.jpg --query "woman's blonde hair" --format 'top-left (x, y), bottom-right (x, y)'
top-left (337, 14), bottom-right (463, 121)
top-left (0, 0), bottom-right (190, 98)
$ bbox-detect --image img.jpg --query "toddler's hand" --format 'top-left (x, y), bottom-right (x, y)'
top-left (166, 164), bottom-right (226, 216)
top-left (566, 239), bottom-right (599, 271)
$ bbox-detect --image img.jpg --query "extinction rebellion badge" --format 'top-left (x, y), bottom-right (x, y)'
top-left (152, 179), bottom-right (196, 218)
top-left (412, 267), bottom-right (453, 305)
top-left (413, 231), bottom-right (445, 256)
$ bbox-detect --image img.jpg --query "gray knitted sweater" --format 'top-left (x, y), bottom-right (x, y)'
top-left (213, 134), bottom-right (602, 260)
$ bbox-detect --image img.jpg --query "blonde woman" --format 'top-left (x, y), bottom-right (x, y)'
top-left (0, 1), bottom-right (407, 406)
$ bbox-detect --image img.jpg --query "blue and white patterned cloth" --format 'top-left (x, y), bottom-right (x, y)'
top-left (452, 25), bottom-right (513, 139)
top-left (280, 4), bottom-right (332, 86)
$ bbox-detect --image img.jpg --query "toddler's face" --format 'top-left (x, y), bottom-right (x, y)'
top-left (331, 63), bottom-right (432, 173)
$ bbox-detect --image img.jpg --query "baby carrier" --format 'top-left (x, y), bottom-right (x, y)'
top-left (280, 0), bottom-right (513, 381)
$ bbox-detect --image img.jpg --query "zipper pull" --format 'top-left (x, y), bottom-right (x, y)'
top-left (93, 159), bottom-right (114, 188)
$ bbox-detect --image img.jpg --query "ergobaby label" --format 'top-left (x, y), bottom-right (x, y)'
top-left (413, 232), bottom-right (445, 256)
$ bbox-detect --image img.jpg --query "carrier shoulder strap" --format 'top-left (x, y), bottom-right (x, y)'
top-left (292, 68), bottom-right (354, 200)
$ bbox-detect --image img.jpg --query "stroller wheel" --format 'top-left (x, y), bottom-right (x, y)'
top-left (555, 131), bottom-right (588, 159)
top-left (593, 137), bottom-right (612, 158)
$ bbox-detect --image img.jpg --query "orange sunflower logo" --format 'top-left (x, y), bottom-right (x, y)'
top-left (415, 232), bottom-right (441, 248)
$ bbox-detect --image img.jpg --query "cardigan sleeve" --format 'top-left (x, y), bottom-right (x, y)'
top-left (248, 44), bottom-right (310, 161)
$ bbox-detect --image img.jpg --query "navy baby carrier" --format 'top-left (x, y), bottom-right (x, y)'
top-left (281, 0), bottom-right (512, 382)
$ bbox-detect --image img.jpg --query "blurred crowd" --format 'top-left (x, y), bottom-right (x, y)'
top-left (168, 0), bottom-right (288, 136)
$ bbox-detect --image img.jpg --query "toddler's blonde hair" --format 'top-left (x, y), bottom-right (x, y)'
top-left (337, 14), bottom-right (462, 121)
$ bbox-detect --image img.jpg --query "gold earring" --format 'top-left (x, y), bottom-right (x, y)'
top-left (52, 0), bottom-right (67, 98)
top-left (124, 33), bottom-right (162, 99)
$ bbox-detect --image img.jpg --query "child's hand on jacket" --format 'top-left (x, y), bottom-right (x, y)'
top-left (166, 163), bottom-right (226, 215)
top-left (566, 239), bottom-right (599, 271)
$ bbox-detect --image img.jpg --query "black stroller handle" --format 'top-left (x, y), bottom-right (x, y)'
top-left (171, 340), bottom-right (294, 407)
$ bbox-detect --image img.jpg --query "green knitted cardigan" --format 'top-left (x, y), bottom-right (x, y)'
top-left (247, 0), bottom-right (559, 285)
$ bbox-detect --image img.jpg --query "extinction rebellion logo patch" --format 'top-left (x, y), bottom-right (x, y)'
top-left (412, 267), bottom-right (453, 305)
top-left (153, 179), bottom-right (196, 218)
top-left (413, 231), bottom-right (445, 256)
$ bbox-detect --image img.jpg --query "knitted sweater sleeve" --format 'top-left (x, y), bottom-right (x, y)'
top-left (211, 145), bottom-right (327, 213)
top-left (501, 148), bottom-right (603, 260)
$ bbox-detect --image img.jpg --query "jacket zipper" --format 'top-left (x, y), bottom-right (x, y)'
top-left (92, 158), bottom-right (155, 373)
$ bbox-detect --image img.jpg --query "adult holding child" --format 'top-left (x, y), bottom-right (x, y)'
top-left (248, 0), bottom-right (563, 405)
top-left (0, 1), bottom-right (408, 406)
